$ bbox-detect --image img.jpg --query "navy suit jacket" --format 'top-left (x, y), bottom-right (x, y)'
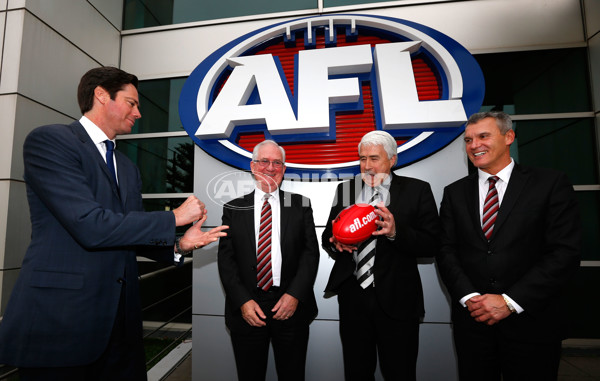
top-left (0, 122), bottom-right (178, 367)
top-left (436, 164), bottom-right (581, 342)
top-left (217, 190), bottom-right (319, 327)
top-left (322, 174), bottom-right (441, 321)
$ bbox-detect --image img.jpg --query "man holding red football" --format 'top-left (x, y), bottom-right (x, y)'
top-left (322, 130), bottom-right (441, 381)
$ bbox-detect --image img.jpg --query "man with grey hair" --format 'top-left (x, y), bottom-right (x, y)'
top-left (322, 130), bottom-right (441, 380)
top-left (436, 111), bottom-right (580, 380)
top-left (218, 140), bottom-right (319, 381)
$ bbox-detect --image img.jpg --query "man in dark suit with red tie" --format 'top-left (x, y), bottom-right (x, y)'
top-left (218, 140), bottom-right (320, 381)
top-left (0, 67), bottom-right (228, 380)
top-left (436, 111), bottom-right (581, 380)
top-left (322, 130), bottom-right (441, 381)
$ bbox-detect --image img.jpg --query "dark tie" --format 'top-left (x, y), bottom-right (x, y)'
top-left (482, 176), bottom-right (499, 240)
top-left (104, 140), bottom-right (118, 186)
top-left (257, 194), bottom-right (273, 291)
top-left (355, 189), bottom-right (379, 288)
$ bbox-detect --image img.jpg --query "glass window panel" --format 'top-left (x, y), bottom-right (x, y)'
top-left (576, 191), bottom-right (600, 261)
top-left (117, 137), bottom-right (194, 194)
top-left (124, 0), bottom-right (174, 30)
top-left (476, 48), bottom-right (592, 114)
top-left (511, 118), bottom-right (598, 185)
top-left (124, 0), bottom-right (316, 29)
top-left (132, 78), bottom-right (186, 134)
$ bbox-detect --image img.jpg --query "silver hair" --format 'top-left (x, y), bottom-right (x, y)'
top-left (358, 130), bottom-right (397, 159)
top-left (252, 139), bottom-right (286, 162)
top-left (466, 111), bottom-right (513, 134)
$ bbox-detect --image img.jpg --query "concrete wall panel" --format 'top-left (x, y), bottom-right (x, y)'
top-left (584, 0), bottom-right (600, 40)
top-left (11, 96), bottom-right (73, 180)
top-left (17, 11), bottom-right (101, 117)
top-left (17, 0), bottom-right (120, 65)
top-left (0, 9), bottom-right (24, 94)
top-left (0, 95), bottom-right (17, 179)
top-left (89, 0), bottom-right (123, 31)
top-left (359, 0), bottom-right (584, 54)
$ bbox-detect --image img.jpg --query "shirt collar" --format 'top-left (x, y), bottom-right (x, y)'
top-left (255, 186), bottom-right (280, 203)
top-left (477, 158), bottom-right (515, 184)
top-left (79, 116), bottom-right (114, 146)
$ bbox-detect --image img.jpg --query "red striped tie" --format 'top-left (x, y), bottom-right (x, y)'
top-left (257, 195), bottom-right (273, 291)
top-left (482, 176), bottom-right (499, 240)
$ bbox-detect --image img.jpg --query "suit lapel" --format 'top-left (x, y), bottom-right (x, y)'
top-left (114, 151), bottom-right (129, 205)
top-left (465, 173), bottom-right (487, 241)
top-left (492, 165), bottom-right (528, 238)
top-left (387, 174), bottom-right (402, 208)
top-left (72, 122), bottom-right (121, 200)
top-left (242, 192), bottom-right (256, 250)
top-left (279, 189), bottom-right (289, 246)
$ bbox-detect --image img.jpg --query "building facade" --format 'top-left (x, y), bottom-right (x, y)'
top-left (1, 0), bottom-right (599, 380)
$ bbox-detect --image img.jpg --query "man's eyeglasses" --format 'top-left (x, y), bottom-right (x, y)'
top-left (253, 159), bottom-right (284, 169)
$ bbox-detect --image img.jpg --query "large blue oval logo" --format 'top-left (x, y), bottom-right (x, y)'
top-left (179, 14), bottom-right (484, 176)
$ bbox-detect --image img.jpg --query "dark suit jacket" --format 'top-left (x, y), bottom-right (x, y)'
top-left (0, 122), bottom-right (178, 367)
top-left (217, 190), bottom-right (319, 326)
top-left (436, 164), bottom-right (581, 342)
top-left (322, 174), bottom-right (441, 320)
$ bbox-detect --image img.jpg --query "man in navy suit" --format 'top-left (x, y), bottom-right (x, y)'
top-left (0, 67), bottom-right (228, 380)
top-left (218, 140), bottom-right (319, 381)
top-left (322, 131), bottom-right (441, 381)
top-left (436, 111), bottom-right (581, 380)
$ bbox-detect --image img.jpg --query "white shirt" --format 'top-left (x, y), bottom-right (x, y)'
top-left (79, 116), bottom-right (118, 184)
top-left (254, 187), bottom-right (282, 287)
top-left (460, 158), bottom-right (523, 313)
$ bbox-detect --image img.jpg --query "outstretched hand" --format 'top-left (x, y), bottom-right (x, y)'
top-left (178, 215), bottom-right (228, 251)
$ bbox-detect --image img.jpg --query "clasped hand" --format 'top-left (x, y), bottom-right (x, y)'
top-left (240, 293), bottom-right (299, 327)
top-left (466, 294), bottom-right (512, 325)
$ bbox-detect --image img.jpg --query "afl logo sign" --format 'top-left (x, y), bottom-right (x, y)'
top-left (179, 14), bottom-right (484, 175)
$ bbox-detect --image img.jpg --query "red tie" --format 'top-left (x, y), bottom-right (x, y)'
top-left (257, 195), bottom-right (273, 291)
top-left (482, 176), bottom-right (499, 240)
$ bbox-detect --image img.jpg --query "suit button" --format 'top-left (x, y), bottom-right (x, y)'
top-left (487, 250), bottom-right (493, 256)
top-left (117, 278), bottom-right (125, 284)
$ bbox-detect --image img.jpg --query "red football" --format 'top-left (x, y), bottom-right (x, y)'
top-left (332, 203), bottom-right (379, 245)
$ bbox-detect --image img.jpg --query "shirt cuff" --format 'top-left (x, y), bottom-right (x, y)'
top-left (502, 293), bottom-right (524, 314)
top-left (459, 292), bottom-right (481, 307)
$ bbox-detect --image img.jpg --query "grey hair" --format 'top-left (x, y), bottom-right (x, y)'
top-left (358, 130), bottom-right (397, 160)
top-left (466, 111), bottom-right (513, 134)
top-left (251, 139), bottom-right (286, 162)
